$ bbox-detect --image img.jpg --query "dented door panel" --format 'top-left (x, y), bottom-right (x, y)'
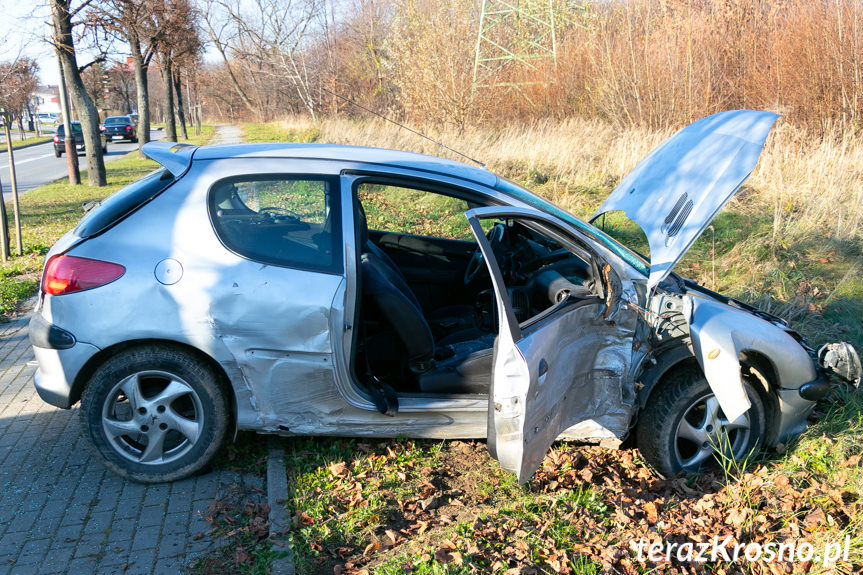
top-left (468, 206), bottom-right (639, 483)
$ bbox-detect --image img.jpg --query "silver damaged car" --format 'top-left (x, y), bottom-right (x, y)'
top-left (30, 110), bottom-right (862, 483)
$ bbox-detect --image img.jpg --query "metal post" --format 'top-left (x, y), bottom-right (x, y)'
top-left (3, 125), bottom-right (23, 256)
top-left (0, 162), bottom-right (9, 262)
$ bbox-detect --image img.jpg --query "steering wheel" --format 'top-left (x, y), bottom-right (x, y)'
top-left (464, 222), bottom-right (505, 285)
top-left (260, 206), bottom-right (301, 220)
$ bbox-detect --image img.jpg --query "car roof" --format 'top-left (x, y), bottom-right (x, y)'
top-left (144, 141), bottom-right (500, 187)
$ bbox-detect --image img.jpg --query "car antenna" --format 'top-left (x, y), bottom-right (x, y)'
top-left (318, 86), bottom-right (486, 169)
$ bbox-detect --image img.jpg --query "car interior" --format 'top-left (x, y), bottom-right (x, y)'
top-left (352, 181), bottom-right (603, 412)
top-left (209, 175), bottom-right (604, 414)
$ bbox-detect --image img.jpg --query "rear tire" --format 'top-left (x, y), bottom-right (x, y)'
top-left (54, 148), bottom-right (62, 158)
top-left (80, 345), bottom-right (230, 483)
top-left (636, 365), bottom-right (766, 478)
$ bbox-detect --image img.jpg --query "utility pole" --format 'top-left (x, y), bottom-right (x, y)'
top-left (57, 55), bottom-right (80, 185)
top-left (0, 172), bottom-right (8, 262)
top-left (2, 121), bottom-right (23, 256)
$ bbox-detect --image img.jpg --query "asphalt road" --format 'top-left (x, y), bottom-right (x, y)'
top-left (0, 129), bottom-right (163, 199)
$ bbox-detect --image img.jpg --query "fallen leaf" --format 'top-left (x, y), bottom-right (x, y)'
top-left (434, 547), bottom-right (453, 563)
top-left (644, 501), bottom-right (659, 523)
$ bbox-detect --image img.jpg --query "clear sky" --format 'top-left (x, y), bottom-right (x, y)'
top-left (0, 0), bottom-right (62, 85)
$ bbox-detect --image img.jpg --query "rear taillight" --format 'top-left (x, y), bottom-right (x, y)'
top-left (125, 125), bottom-right (132, 132)
top-left (42, 255), bottom-right (125, 296)
top-left (53, 135), bottom-right (59, 143)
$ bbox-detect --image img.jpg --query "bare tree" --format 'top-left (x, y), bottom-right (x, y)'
top-left (51, 0), bottom-right (107, 187)
top-left (202, 0), bottom-right (326, 121)
top-left (153, 0), bottom-right (201, 142)
top-left (89, 0), bottom-right (169, 156)
top-left (0, 58), bottom-right (38, 258)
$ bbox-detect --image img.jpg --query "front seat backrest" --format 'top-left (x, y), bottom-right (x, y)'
top-left (361, 250), bottom-right (435, 373)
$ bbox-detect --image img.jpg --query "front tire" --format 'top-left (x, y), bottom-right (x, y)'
top-left (636, 366), bottom-right (766, 478)
top-left (80, 346), bottom-right (230, 483)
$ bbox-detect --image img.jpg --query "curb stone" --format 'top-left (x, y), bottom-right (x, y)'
top-left (267, 437), bottom-right (295, 575)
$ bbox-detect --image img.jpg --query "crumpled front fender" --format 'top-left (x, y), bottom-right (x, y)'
top-left (685, 295), bottom-right (816, 422)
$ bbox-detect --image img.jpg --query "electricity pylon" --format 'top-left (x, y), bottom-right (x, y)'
top-left (472, 0), bottom-right (557, 98)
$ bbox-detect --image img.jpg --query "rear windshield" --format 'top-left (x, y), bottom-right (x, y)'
top-left (74, 168), bottom-right (176, 238)
top-left (104, 117), bottom-right (129, 124)
top-left (57, 124), bottom-right (83, 135)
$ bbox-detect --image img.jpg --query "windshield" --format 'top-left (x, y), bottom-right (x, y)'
top-left (494, 177), bottom-right (649, 276)
top-left (104, 117), bottom-right (129, 124)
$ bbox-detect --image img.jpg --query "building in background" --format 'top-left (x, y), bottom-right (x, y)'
top-left (33, 85), bottom-right (61, 116)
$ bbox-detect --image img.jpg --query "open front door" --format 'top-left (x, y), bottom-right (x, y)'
top-left (467, 207), bottom-right (635, 484)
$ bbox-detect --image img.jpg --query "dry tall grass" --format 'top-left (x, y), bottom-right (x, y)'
top-left (264, 114), bottom-right (863, 346)
top-left (280, 115), bottom-right (863, 247)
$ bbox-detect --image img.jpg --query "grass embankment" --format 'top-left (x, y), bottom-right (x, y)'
top-left (0, 125), bottom-right (214, 316)
top-left (0, 134), bottom-right (54, 153)
top-left (241, 118), bottom-right (863, 574)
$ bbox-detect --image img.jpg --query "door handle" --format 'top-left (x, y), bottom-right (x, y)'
top-left (538, 359), bottom-right (549, 382)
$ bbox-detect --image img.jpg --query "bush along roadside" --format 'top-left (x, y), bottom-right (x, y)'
top-left (279, 386), bottom-right (863, 575)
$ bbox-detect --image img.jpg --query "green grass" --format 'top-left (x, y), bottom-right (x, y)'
top-left (242, 121), bottom-right (320, 144)
top-left (0, 134), bottom-right (53, 153)
top-left (182, 124), bottom-right (215, 146)
top-left (359, 183), bottom-right (475, 241)
top-left (283, 436), bottom-right (446, 574)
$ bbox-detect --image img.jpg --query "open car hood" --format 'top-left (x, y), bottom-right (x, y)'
top-left (591, 110), bottom-right (779, 289)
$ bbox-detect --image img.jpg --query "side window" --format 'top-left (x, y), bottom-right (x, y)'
top-left (357, 183), bottom-right (474, 241)
top-left (209, 175), bottom-right (342, 273)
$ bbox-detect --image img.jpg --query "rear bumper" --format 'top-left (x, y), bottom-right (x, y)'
top-left (31, 318), bottom-right (100, 409)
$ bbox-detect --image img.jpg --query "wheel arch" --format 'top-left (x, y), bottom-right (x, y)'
top-left (635, 342), bottom-right (781, 446)
top-left (635, 341), bottom-right (697, 410)
top-left (70, 339), bottom-right (237, 434)
top-left (738, 349), bottom-right (781, 446)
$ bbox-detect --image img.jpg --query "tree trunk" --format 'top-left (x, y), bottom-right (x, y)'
top-left (160, 58), bottom-right (176, 143)
top-left (173, 70), bottom-right (187, 140)
top-left (51, 0), bottom-right (106, 187)
top-left (129, 33), bottom-right (150, 158)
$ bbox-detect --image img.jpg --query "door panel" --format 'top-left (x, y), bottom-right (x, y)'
top-left (468, 206), bottom-right (635, 483)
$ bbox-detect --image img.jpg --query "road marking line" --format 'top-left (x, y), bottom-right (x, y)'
top-left (0, 152), bottom-right (55, 169)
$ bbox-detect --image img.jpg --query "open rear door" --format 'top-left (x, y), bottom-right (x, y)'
top-left (467, 207), bottom-right (634, 484)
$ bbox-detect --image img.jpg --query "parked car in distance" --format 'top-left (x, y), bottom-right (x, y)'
top-left (37, 112), bottom-right (59, 124)
top-left (30, 110), bottom-right (861, 484)
top-left (100, 115), bottom-right (138, 143)
top-left (54, 121), bottom-right (109, 157)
